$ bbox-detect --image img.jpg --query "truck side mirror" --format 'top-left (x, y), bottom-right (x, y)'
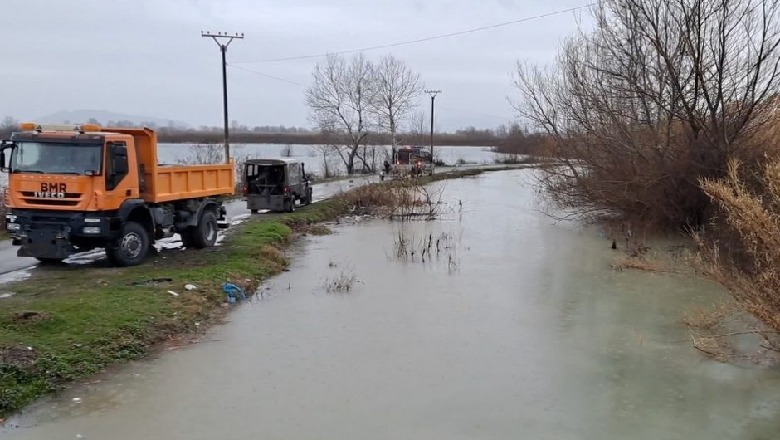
top-left (0, 141), bottom-right (15, 173)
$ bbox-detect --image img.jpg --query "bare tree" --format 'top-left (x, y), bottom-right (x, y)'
top-left (407, 110), bottom-right (428, 148)
top-left (371, 55), bottom-right (423, 160)
top-left (1, 116), bottom-right (18, 130)
top-left (1, 116), bottom-right (18, 138)
top-left (313, 143), bottom-right (342, 178)
top-left (512, 0), bottom-right (780, 226)
top-left (306, 53), bottom-right (376, 174)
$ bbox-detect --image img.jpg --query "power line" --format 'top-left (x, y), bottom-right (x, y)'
top-left (233, 3), bottom-right (595, 64)
top-left (228, 64), bottom-right (306, 87)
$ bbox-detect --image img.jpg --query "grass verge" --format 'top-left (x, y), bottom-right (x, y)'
top-left (0, 167), bottom-right (491, 418)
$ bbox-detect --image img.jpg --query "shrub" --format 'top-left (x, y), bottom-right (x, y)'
top-left (698, 159), bottom-right (780, 331)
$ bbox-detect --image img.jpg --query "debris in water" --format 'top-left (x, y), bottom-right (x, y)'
top-left (168, 290), bottom-right (179, 297)
top-left (184, 284), bottom-right (198, 291)
top-left (72, 397), bottom-right (82, 404)
top-left (223, 283), bottom-right (247, 304)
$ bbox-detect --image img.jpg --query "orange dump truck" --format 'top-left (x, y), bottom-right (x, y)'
top-left (0, 123), bottom-right (235, 266)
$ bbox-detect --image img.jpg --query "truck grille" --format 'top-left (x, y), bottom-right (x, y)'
top-left (21, 199), bottom-right (80, 206)
top-left (20, 192), bottom-right (82, 207)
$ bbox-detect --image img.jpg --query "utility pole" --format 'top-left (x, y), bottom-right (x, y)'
top-left (424, 90), bottom-right (441, 159)
top-left (202, 31), bottom-right (244, 163)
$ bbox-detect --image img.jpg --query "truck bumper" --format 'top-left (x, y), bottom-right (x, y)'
top-left (17, 230), bottom-right (75, 259)
top-left (246, 195), bottom-right (291, 212)
top-left (6, 210), bottom-right (119, 259)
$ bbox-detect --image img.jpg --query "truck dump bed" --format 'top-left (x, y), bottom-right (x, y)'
top-left (150, 163), bottom-right (235, 203)
top-left (108, 128), bottom-right (235, 203)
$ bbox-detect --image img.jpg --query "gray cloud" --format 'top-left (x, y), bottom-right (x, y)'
top-left (1, 0), bottom-right (588, 130)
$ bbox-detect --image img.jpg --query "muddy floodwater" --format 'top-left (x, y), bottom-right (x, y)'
top-left (3, 170), bottom-right (780, 439)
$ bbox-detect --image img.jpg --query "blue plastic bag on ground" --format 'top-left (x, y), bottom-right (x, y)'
top-left (222, 282), bottom-right (247, 303)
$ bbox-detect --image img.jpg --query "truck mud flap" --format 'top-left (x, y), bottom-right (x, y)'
top-left (17, 231), bottom-right (74, 260)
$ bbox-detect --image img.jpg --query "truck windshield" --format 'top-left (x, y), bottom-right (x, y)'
top-left (11, 142), bottom-right (102, 175)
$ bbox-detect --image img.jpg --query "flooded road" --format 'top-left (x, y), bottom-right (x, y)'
top-left (4, 170), bottom-right (780, 439)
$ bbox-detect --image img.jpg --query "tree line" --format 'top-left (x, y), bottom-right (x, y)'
top-left (0, 115), bottom-right (522, 149)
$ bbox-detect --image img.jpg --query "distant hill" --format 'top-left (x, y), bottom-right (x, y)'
top-left (36, 110), bottom-right (191, 129)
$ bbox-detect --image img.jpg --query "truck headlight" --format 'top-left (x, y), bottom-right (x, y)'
top-left (82, 226), bottom-right (101, 235)
top-left (6, 223), bottom-right (20, 231)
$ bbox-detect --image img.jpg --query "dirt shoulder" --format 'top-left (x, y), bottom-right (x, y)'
top-left (0, 167), bottom-right (496, 419)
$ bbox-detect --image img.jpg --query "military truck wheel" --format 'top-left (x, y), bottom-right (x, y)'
top-left (192, 211), bottom-right (218, 249)
top-left (108, 222), bottom-right (150, 267)
top-left (304, 188), bottom-right (313, 205)
top-left (36, 257), bottom-right (64, 265)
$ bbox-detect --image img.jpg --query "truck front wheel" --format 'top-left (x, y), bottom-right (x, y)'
top-left (107, 222), bottom-right (150, 267)
top-left (192, 211), bottom-right (218, 248)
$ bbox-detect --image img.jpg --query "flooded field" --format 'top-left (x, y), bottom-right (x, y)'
top-left (3, 170), bottom-right (780, 439)
top-left (157, 143), bottom-right (506, 174)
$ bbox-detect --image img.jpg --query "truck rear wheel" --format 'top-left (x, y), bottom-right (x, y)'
top-left (192, 211), bottom-right (218, 249)
top-left (107, 222), bottom-right (150, 267)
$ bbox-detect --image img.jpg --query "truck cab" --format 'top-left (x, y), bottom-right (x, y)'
top-left (1, 123), bottom-right (234, 266)
top-left (391, 147), bottom-right (434, 177)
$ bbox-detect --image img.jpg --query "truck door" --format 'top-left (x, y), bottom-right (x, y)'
top-left (103, 141), bottom-right (135, 210)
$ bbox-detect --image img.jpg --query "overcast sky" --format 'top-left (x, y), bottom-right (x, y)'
top-left (1, 0), bottom-right (589, 131)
